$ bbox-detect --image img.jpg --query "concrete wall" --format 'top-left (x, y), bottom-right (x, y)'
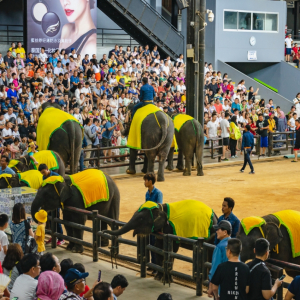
top-left (206, 0), bottom-right (286, 65)
top-left (217, 60), bottom-right (293, 112)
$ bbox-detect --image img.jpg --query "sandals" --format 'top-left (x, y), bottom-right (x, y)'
top-left (291, 160), bottom-right (297, 162)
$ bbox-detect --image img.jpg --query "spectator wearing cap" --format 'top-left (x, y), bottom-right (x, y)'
top-left (208, 220), bottom-right (231, 297)
top-left (240, 124), bottom-right (255, 174)
top-left (291, 118), bottom-right (300, 162)
top-left (49, 93), bottom-right (58, 104)
top-left (59, 268), bottom-right (95, 300)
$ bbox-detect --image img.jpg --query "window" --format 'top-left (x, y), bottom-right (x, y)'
top-left (224, 11), bottom-right (237, 30)
top-left (223, 10), bottom-right (278, 32)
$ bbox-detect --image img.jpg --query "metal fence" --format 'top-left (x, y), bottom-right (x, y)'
top-left (0, 25), bottom-right (24, 44)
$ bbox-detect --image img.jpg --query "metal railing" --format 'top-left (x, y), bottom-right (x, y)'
top-left (97, 28), bottom-right (139, 47)
top-left (0, 25), bottom-right (24, 44)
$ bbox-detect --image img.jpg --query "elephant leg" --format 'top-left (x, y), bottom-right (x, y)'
top-left (183, 154), bottom-right (192, 176)
top-left (100, 222), bottom-right (109, 247)
top-left (153, 237), bottom-right (164, 282)
top-left (141, 154), bottom-right (148, 174)
top-left (71, 213), bottom-right (86, 253)
top-left (157, 155), bottom-right (166, 182)
top-left (126, 149), bottom-right (137, 174)
top-left (146, 153), bottom-right (155, 173)
top-left (176, 149), bottom-right (184, 171)
top-left (166, 147), bottom-right (174, 171)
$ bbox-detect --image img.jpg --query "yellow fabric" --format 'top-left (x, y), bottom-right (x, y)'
top-left (8, 160), bottom-right (19, 169)
top-left (138, 201), bottom-right (159, 211)
top-left (15, 47), bottom-right (26, 58)
top-left (0, 174), bottom-right (12, 179)
top-left (127, 104), bottom-right (161, 150)
top-left (230, 122), bottom-right (241, 140)
top-left (28, 142), bottom-right (35, 153)
top-left (167, 200), bottom-right (213, 239)
top-left (69, 169), bottom-right (109, 208)
top-left (36, 107), bottom-right (83, 151)
top-left (173, 114), bottom-right (194, 132)
top-left (171, 135), bottom-right (178, 150)
top-left (272, 210), bottom-right (300, 258)
top-left (18, 170), bottom-right (43, 190)
top-left (31, 150), bottom-right (59, 171)
top-left (241, 216), bottom-right (266, 235)
top-left (42, 175), bottom-right (64, 187)
top-left (35, 224), bottom-right (46, 253)
top-left (35, 209), bottom-right (47, 223)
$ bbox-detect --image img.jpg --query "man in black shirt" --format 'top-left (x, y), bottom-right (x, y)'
top-left (247, 238), bottom-right (282, 300)
top-left (208, 78), bottom-right (218, 95)
top-left (256, 114), bottom-right (269, 156)
top-left (30, 73), bottom-right (42, 93)
top-left (20, 118), bottom-right (34, 138)
top-left (99, 54), bottom-right (108, 68)
top-left (4, 50), bottom-right (14, 68)
top-left (248, 86), bottom-right (259, 101)
top-left (211, 238), bottom-right (250, 300)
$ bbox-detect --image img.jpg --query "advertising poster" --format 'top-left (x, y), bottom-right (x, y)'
top-left (27, 0), bottom-right (97, 57)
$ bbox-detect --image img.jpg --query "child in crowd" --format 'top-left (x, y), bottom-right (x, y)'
top-left (34, 209), bottom-right (47, 255)
top-left (0, 214), bottom-right (9, 264)
top-left (27, 134), bottom-right (39, 165)
top-left (10, 138), bottom-right (21, 159)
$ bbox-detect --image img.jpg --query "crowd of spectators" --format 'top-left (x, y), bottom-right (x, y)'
top-left (0, 42), bottom-right (187, 165)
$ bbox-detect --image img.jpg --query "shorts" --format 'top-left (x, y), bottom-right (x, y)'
top-left (222, 137), bottom-right (229, 146)
top-left (286, 48), bottom-right (292, 55)
top-left (102, 137), bottom-right (112, 147)
top-left (294, 148), bottom-right (300, 151)
top-left (28, 152), bottom-right (34, 157)
top-left (260, 136), bottom-right (268, 148)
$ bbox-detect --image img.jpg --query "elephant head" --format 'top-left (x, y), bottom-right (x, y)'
top-left (104, 202), bottom-right (167, 236)
top-left (0, 175), bottom-right (21, 189)
top-left (31, 176), bottom-right (71, 223)
top-left (39, 103), bottom-right (62, 116)
top-left (237, 222), bottom-right (283, 262)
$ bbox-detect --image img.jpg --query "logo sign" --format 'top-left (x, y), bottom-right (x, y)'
top-left (41, 12), bottom-right (60, 37)
top-left (248, 51), bottom-right (257, 61)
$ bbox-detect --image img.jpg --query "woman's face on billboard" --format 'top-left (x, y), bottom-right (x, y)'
top-left (60, 0), bottom-right (88, 23)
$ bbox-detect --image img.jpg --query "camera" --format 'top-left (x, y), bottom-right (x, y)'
top-left (207, 10), bottom-right (214, 22)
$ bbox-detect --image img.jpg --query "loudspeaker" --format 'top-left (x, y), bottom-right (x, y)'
top-left (176, 0), bottom-right (189, 10)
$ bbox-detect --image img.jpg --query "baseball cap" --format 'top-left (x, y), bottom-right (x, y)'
top-left (50, 93), bottom-right (55, 97)
top-left (213, 220), bottom-right (232, 233)
top-left (64, 268), bottom-right (89, 284)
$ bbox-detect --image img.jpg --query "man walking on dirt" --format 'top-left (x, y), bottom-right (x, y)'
top-left (240, 125), bottom-right (255, 174)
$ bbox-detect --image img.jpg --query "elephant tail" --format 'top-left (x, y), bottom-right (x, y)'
top-left (139, 112), bottom-right (169, 151)
top-left (194, 120), bottom-right (204, 170)
top-left (70, 121), bottom-right (76, 174)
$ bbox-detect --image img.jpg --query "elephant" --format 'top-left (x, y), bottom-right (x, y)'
top-left (37, 105), bottom-right (82, 174)
top-left (104, 200), bottom-right (218, 282)
top-left (31, 170), bottom-right (120, 253)
top-left (166, 115), bottom-right (204, 176)
top-left (9, 151), bottom-right (65, 176)
top-left (237, 214), bottom-right (300, 278)
top-left (120, 106), bottom-right (174, 181)
top-left (0, 170), bottom-right (42, 189)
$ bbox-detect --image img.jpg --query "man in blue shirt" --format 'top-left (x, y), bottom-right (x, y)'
top-left (208, 220), bottom-right (231, 297)
top-left (38, 164), bottom-right (59, 180)
top-left (0, 156), bottom-right (15, 175)
top-left (215, 197), bottom-right (240, 245)
top-left (240, 124), bottom-right (255, 174)
top-left (144, 172), bottom-right (163, 271)
top-left (102, 114), bottom-right (118, 164)
top-left (131, 77), bottom-right (156, 118)
top-left (231, 98), bottom-right (241, 113)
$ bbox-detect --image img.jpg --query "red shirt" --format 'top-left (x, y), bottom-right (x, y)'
top-left (250, 123), bottom-right (256, 135)
top-left (80, 284), bottom-right (90, 297)
top-left (214, 103), bottom-right (223, 114)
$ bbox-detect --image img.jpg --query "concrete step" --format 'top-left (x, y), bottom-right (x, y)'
top-left (288, 62), bottom-right (298, 68)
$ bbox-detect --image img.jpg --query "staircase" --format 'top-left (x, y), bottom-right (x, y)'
top-left (98, 0), bottom-right (184, 60)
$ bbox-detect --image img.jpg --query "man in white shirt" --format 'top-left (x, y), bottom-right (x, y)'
top-left (54, 61), bottom-right (64, 77)
top-left (162, 60), bottom-right (170, 77)
top-left (4, 107), bottom-right (16, 121)
top-left (177, 54), bottom-right (184, 63)
top-left (109, 97), bottom-right (118, 116)
top-left (220, 112), bottom-right (231, 161)
top-left (222, 99), bottom-right (230, 112)
top-left (43, 71), bottom-right (54, 90)
top-left (38, 47), bottom-right (48, 64)
top-left (285, 33), bottom-right (293, 62)
top-left (206, 113), bottom-right (220, 153)
top-left (10, 253), bottom-right (40, 300)
top-left (177, 80), bottom-right (186, 94)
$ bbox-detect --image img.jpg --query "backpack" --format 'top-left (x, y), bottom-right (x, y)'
top-left (24, 220), bottom-right (38, 254)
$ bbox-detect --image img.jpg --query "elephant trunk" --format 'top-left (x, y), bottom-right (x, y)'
top-left (104, 220), bottom-right (135, 236)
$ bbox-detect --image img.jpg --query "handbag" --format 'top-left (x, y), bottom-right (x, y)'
top-left (24, 220), bottom-right (38, 254)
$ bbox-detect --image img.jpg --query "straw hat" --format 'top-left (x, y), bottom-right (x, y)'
top-left (35, 209), bottom-right (48, 223)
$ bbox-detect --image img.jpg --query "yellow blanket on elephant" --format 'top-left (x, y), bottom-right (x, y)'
top-left (31, 150), bottom-right (59, 171)
top-left (272, 210), bottom-right (300, 258)
top-left (166, 200), bottom-right (213, 239)
top-left (42, 175), bottom-right (64, 187)
top-left (241, 216), bottom-right (266, 235)
top-left (127, 104), bottom-right (161, 150)
top-left (69, 169), bottom-right (109, 208)
top-left (36, 107), bottom-right (83, 150)
top-left (18, 170), bottom-right (43, 190)
top-left (173, 114), bottom-right (194, 132)
top-left (0, 174), bottom-right (12, 179)
top-left (8, 159), bottom-right (20, 170)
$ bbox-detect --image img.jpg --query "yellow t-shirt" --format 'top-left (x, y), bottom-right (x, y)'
top-left (124, 76), bottom-right (131, 87)
top-left (35, 224), bottom-right (45, 253)
top-left (268, 118), bottom-right (276, 132)
top-left (15, 47), bottom-right (26, 58)
top-left (28, 142), bottom-right (35, 153)
top-left (181, 95), bottom-right (186, 102)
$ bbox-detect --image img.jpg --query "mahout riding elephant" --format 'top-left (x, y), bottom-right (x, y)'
top-left (31, 169), bottom-right (120, 253)
top-left (237, 213), bottom-right (300, 277)
top-left (0, 170), bottom-right (43, 189)
top-left (37, 105), bottom-right (82, 174)
top-left (166, 114), bottom-right (204, 176)
top-left (119, 105), bottom-right (174, 181)
top-left (9, 150), bottom-right (65, 176)
top-left (104, 200), bottom-right (217, 282)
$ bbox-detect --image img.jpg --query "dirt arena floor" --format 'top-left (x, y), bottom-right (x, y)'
top-left (62, 158), bottom-right (298, 288)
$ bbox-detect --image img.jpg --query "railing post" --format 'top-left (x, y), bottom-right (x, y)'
top-left (276, 268), bottom-right (284, 300)
top-left (111, 222), bottom-right (119, 258)
top-left (163, 234), bottom-right (172, 285)
top-left (286, 132), bottom-right (289, 151)
top-left (268, 132), bottom-right (273, 157)
top-left (210, 139), bottom-right (213, 159)
top-left (256, 135), bottom-right (261, 156)
top-left (92, 210), bottom-right (98, 262)
top-left (194, 238), bottom-right (203, 296)
top-left (218, 137), bottom-right (222, 162)
top-left (139, 235), bottom-right (147, 278)
top-left (51, 209), bottom-right (57, 249)
top-left (291, 131), bottom-right (295, 154)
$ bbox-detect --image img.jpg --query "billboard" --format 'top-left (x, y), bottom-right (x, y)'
top-left (27, 0), bottom-right (97, 57)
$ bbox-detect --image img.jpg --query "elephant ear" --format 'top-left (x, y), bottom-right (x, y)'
top-left (264, 222), bottom-right (283, 250)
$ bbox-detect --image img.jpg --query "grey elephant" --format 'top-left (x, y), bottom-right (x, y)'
top-left (31, 169), bottom-right (120, 252)
top-left (120, 105), bottom-right (174, 181)
top-left (0, 170), bottom-right (43, 189)
top-left (237, 212), bottom-right (300, 277)
top-left (104, 200), bottom-right (217, 281)
top-left (37, 105), bottom-right (82, 174)
top-left (166, 114), bottom-right (204, 176)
